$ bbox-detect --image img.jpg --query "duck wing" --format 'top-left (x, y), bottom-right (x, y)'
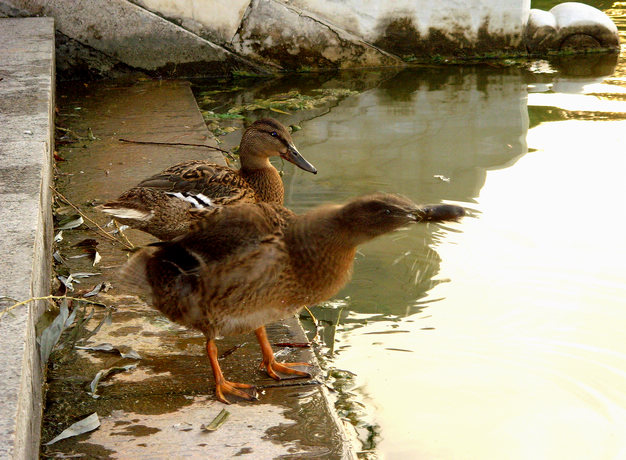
top-left (137, 160), bottom-right (257, 206)
top-left (123, 203), bottom-right (292, 294)
top-left (174, 202), bottom-right (291, 263)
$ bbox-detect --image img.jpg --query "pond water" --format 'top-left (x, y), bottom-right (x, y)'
top-left (191, 8), bottom-right (626, 458)
top-left (279, 54), bottom-right (626, 458)
top-left (196, 21), bottom-right (626, 460)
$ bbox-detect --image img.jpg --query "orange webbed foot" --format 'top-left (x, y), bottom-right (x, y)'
top-left (255, 326), bottom-right (313, 381)
top-left (261, 358), bottom-right (313, 381)
top-left (214, 378), bottom-right (257, 405)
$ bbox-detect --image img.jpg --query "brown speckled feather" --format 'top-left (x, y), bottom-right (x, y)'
top-left (99, 118), bottom-right (316, 240)
top-left (136, 160), bottom-right (262, 205)
top-left (122, 195), bottom-right (465, 340)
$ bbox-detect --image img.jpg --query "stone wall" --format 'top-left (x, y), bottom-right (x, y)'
top-left (0, 0), bottom-right (620, 83)
top-left (281, 0), bottom-right (530, 56)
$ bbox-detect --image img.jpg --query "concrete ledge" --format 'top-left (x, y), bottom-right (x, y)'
top-left (4, 0), bottom-right (266, 78)
top-left (0, 17), bottom-right (55, 459)
top-left (42, 78), bottom-right (355, 458)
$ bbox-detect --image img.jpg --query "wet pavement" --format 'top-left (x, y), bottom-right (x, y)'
top-left (42, 79), bottom-right (353, 459)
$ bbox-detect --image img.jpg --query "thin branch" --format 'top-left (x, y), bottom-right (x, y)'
top-left (113, 221), bottom-right (135, 250)
top-left (118, 138), bottom-right (235, 160)
top-left (50, 186), bottom-right (134, 250)
top-left (0, 295), bottom-right (107, 320)
top-left (303, 305), bottom-right (319, 343)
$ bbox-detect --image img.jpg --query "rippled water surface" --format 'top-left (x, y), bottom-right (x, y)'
top-left (196, 7), bottom-right (626, 458)
top-left (277, 29), bottom-right (626, 460)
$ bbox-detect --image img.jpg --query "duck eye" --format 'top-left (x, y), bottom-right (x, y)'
top-left (270, 131), bottom-right (278, 137)
top-left (385, 209), bottom-right (391, 215)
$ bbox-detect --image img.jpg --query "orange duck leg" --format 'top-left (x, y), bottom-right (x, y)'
top-left (255, 327), bottom-right (312, 380)
top-left (206, 339), bottom-right (257, 404)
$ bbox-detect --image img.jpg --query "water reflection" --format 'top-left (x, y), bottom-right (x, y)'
top-left (283, 66), bottom-right (529, 315)
top-left (280, 57), bottom-right (626, 457)
top-left (194, 39), bottom-right (626, 457)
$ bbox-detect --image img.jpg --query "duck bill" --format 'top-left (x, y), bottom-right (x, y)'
top-left (410, 204), bottom-right (465, 223)
top-left (282, 144), bottom-right (317, 174)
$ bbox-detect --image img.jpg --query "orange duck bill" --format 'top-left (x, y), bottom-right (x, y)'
top-left (281, 143), bottom-right (317, 174)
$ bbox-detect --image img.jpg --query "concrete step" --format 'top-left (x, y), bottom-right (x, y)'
top-left (42, 79), bottom-right (355, 458)
top-left (0, 17), bottom-right (55, 460)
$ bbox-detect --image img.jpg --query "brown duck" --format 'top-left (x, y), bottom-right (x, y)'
top-left (99, 118), bottom-right (317, 240)
top-left (122, 194), bottom-right (465, 404)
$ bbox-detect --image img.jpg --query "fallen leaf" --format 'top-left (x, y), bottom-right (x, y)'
top-left (83, 281), bottom-right (112, 298)
top-left (38, 300), bottom-right (70, 365)
top-left (56, 215), bottom-right (84, 230)
top-left (76, 342), bottom-right (141, 360)
top-left (201, 409), bottom-right (230, 432)
top-left (45, 413), bottom-right (100, 445)
top-left (71, 272), bottom-right (101, 278)
top-left (76, 343), bottom-right (115, 352)
top-left (57, 275), bottom-right (79, 291)
top-left (68, 254), bottom-right (90, 260)
top-left (92, 250), bottom-right (101, 266)
top-left (173, 422), bottom-right (193, 432)
top-left (88, 364), bottom-right (137, 399)
top-left (269, 106), bottom-right (291, 115)
top-left (120, 349), bottom-right (142, 360)
top-left (53, 251), bottom-right (66, 265)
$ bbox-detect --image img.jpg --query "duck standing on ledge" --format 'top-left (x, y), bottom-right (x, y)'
top-left (122, 194), bottom-right (465, 404)
top-left (99, 118), bottom-right (317, 240)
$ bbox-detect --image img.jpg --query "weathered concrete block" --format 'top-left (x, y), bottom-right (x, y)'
top-left (525, 9), bottom-right (558, 52)
top-left (552, 2), bottom-right (619, 50)
top-left (232, 0), bottom-right (403, 70)
top-left (4, 0), bottom-right (263, 77)
top-left (0, 17), bottom-right (55, 460)
top-left (525, 2), bottom-right (619, 53)
top-left (131, 0), bottom-right (252, 44)
top-left (280, 0), bottom-right (529, 57)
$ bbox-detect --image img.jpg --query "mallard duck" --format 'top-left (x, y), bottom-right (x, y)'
top-left (99, 118), bottom-right (317, 240)
top-left (122, 194), bottom-right (465, 403)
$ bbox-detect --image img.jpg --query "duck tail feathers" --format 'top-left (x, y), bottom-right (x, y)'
top-left (118, 247), bottom-right (159, 294)
top-left (98, 203), bottom-right (154, 221)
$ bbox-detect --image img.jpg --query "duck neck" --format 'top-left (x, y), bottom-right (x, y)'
top-left (239, 155), bottom-right (284, 204)
top-left (286, 207), bottom-right (358, 303)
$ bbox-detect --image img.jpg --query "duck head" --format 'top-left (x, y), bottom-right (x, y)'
top-left (239, 118), bottom-right (317, 174)
top-left (336, 193), bottom-right (465, 244)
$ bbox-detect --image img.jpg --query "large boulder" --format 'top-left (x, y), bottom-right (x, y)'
top-left (525, 2), bottom-right (619, 54)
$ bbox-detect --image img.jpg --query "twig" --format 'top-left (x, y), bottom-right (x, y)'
top-left (257, 379), bottom-right (321, 390)
top-left (50, 186), bottom-right (134, 250)
top-left (113, 221), bottom-right (135, 249)
top-left (55, 126), bottom-right (87, 140)
top-left (303, 305), bottom-right (319, 343)
top-left (118, 138), bottom-right (236, 160)
top-left (0, 295), bottom-right (107, 320)
top-left (219, 342), bottom-right (247, 359)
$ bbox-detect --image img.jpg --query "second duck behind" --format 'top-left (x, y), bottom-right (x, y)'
top-left (100, 118), bottom-right (317, 240)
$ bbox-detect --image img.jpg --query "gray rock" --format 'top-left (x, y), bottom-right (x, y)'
top-left (5, 0), bottom-right (264, 78)
top-left (525, 2), bottom-right (620, 54)
top-left (231, 0), bottom-right (403, 70)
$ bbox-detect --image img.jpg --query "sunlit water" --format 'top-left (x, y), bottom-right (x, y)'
top-left (273, 35), bottom-right (626, 460)
top-left (195, 7), bottom-right (626, 457)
